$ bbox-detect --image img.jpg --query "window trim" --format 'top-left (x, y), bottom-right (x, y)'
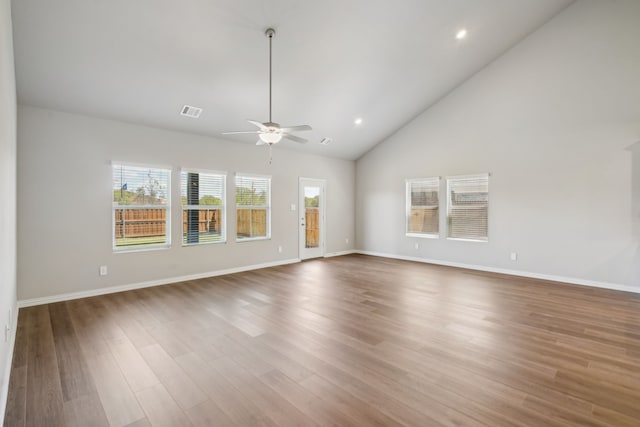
top-left (111, 162), bottom-right (172, 253)
top-left (446, 173), bottom-right (489, 243)
top-left (180, 168), bottom-right (227, 247)
top-left (405, 177), bottom-right (441, 239)
top-left (235, 173), bottom-right (272, 242)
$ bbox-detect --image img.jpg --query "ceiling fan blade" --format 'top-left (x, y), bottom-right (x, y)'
top-left (248, 120), bottom-right (268, 130)
top-left (222, 130), bottom-right (261, 135)
top-left (256, 140), bottom-right (267, 146)
top-left (283, 133), bottom-right (308, 144)
top-left (279, 125), bottom-right (312, 132)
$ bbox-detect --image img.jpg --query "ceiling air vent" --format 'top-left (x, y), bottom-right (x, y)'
top-left (319, 137), bottom-right (332, 145)
top-left (180, 105), bottom-right (202, 118)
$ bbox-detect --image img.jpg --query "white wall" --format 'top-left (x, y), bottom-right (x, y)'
top-left (17, 106), bottom-right (355, 301)
top-left (356, 0), bottom-right (640, 290)
top-left (0, 0), bottom-right (17, 419)
top-left (632, 142), bottom-right (640, 282)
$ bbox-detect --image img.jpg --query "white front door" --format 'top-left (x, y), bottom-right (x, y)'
top-left (299, 178), bottom-right (325, 260)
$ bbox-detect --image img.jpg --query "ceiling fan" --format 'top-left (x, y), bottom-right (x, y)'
top-left (223, 28), bottom-right (312, 146)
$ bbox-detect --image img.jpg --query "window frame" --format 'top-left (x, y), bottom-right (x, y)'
top-left (446, 173), bottom-right (489, 242)
top-left (111, 162), bottom-right (172, 253)
top-left (180, 168), bottom-right (227, 247)
top-left (405, 177), bottom-right (440, 239)
top-left (235, 173), bottom-right (271, 242)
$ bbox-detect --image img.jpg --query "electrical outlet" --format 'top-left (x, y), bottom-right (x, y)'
top-left (290, 204), bottom-right (296, 211)
top-left (278, 245), bottom-right (283, 253)
top-left (99, 265), bottom-right (108, 276)
top-left (345, 238), bottom-right (349, 244)
top-left (415, 243), bottom-right (420, 250)
top-left (510, 252), bottom-right (518, 261)
top-left (4, 324), bottom-right (9, 343)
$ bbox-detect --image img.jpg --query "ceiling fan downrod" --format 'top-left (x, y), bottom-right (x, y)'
top-left (266, 28), bottom-right (275, 125)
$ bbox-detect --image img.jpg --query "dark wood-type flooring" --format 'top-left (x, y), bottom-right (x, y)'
top-left (4, 254), bottom-right (640, 426)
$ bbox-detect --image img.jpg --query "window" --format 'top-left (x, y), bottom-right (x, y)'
top-left (447, 173), bottom-right (489, 241)
top-left (235, 174), bottom-right (271, 241)
top-left (406, 177), bottom-right (440, 238)
top-left (112, 163), bottom-right (171, 250)
top-left (181, 169), bottom-right (226, 245)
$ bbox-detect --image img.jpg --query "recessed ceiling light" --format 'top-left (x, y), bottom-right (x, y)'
top-left (354, 118), bottom-right (363, 125)
top-left (456, 29), bottom-right (468, 40)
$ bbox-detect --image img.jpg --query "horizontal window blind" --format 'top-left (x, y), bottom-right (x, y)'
top-left (406, 177), bottom-right (439, 237)
top-left (112, 163), bottom-right (171, 250)
top-left (447, 174), bottom-right (489, 241)
top-left (236, 175), bottom-right (271, 240)
top-left (181, 170), bottom-right (226, 245)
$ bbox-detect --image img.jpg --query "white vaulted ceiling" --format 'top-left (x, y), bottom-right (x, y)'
top-left (11, 0), bottom-right (574, 160)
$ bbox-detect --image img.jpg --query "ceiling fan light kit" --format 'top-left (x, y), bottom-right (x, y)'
top-left (223, 28), bottom-right (312, 153)
top-left (259, 129), bottom-right (282, 144)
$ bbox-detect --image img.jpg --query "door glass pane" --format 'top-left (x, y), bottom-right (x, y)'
top-left (304, 186), bottom-right (320, 248)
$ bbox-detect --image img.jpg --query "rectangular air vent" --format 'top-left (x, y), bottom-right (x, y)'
top-left (180, 105), bottom-right (202, 118)
top-left (319, 137), bottom-right (332, 145)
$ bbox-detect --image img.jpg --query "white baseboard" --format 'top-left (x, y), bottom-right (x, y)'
top-left (356, 250), bottom-right (640, 294)
top-left (1, 302), bottom-right (19, 423)
top-left (18, 258), bottom-right (301, 308)
top-left (324, 250), bottom-right (357, 258)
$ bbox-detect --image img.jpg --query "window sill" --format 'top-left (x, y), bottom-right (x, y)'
top-left (113, 244), bottom-right (171, 254)
top-left (406, 233), bottom-right (439, 239)
top-left (236, 237), bottom-right (271, 243)
top-left (182, 240), bottom-right (227, 247)
top-left (446, 237), bottom-right (488, 243)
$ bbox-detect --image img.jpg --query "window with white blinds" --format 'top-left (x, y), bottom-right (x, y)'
top-left (235, 174), bottom-right (271, 241)
top-left (112, 163), bottom-right (171, 251)
top-left (447, 173), bottom-right (489, 241)
top-left (181, 170), bottom-right (226, 245)
top-left (406, 177), bottom-right (440, 238)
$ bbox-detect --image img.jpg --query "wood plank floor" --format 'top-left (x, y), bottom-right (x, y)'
top-left (4, 254), bottom-right (640, 426)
